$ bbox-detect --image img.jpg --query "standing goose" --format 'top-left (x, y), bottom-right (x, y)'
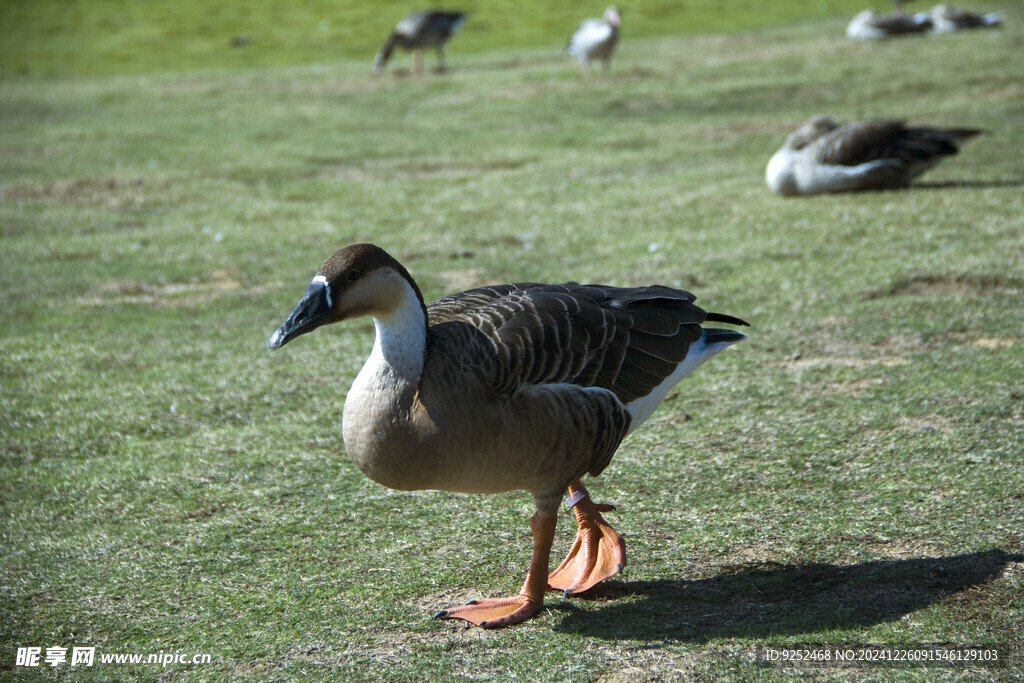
top-left (568, 6), bottom-right (622, 76)
top-left (846, 9), bottom-right (932, 39)
top-left (373, 10), bottom-right (467, 75)
top-left (916, 4), bottom-right (1004, 32)
top-left (268, 244), bottom-right (747, 628)
top-left (765, 115), bottom-right (984, 195)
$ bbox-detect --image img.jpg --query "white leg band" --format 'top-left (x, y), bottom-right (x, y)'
top-left (566, 486), bottom-right (590, 509)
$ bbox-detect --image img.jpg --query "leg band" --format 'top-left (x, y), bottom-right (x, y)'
top-left (566, 486), bottom-right (590, 509)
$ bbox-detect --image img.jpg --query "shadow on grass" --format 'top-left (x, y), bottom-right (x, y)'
top-left (550, 549), bottom-right (1022, 641)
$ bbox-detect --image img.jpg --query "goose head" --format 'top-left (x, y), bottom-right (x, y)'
top-left (605, 7), bottom-right (621, 28)
top-left (267, 243), bottom-right (425, 350)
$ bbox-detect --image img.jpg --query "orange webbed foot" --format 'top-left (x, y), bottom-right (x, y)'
top-left (434, 595), bottom-right (541, 629)
top-left (548, 486), bottom-right (626, 595)
top-left (434, 512), bottom-right (557, 629)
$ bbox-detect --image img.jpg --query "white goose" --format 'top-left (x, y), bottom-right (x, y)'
top-left (568, 6), bottom-right (621, 76)
top-left (373, 10), bottom-right (468, 75)
top-left (846, 9), bottom-right (932, 39)
top-left (268, 244), bottom-right (747, 628)
top-left (765, 115), bottom-right (984, 196)
top-left (916, 4), bottom-right (1004, 32)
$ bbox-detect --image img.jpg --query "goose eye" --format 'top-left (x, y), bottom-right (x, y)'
top-left (346, 269), bottom-right (361, 281)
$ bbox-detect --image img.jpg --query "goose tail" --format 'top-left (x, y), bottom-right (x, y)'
top-left (449, 13), bottom-right (469, 33)
top-left (983, 11), bottom-right (1005, 26)
top-left (705, 311), bottom-right (750, 328)
top-left (703, 328), bottom-right (749, 346)
top-left (702, 311), bottom-right (749, 347)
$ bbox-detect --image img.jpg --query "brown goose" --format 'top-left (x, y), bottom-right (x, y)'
top-left (766, 115), bottom-right (984, 195)
top-left (846, 9), bottom-right (932, 39)
top-left (373, 10), bottom-right (467, 75)
top-left (268, 244), bottom-right (747, 628)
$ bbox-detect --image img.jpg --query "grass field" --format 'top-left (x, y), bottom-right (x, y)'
top-left (0, 0), bottom-right (879, 79)
top-left (2, 1), bottom-right (1024, 681)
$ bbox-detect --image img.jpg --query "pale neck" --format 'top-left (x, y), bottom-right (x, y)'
top-left (368, 280), bottom-right (428, 387)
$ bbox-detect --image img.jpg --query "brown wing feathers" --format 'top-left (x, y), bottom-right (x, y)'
top-left (427, 283), bottom-right (745, 404)
top-left (819, 121), bottom-right (984, 167)
top-left (818, 120), bottom-right (903, 165)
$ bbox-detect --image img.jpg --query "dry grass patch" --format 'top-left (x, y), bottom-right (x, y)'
top-left (436, 268), bottom-right (493, 293)
top-left (2, 177), bottom-right (149, 207)
top-left (76, 270), bottom-right (256, 307)
top-left (895, 416), bottom-right (954, 435)
top-left (869, 272), bottom-right (1024, 299)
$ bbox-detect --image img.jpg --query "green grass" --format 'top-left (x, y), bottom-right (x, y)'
top-left (3, 2), bottom-right (1024, 681)
top-left (2, 0), bottom-right (879, 80)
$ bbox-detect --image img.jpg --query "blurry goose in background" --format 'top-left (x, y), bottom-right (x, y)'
top-left (268, 244), bottom-right (748, 628)
top-left (373, 10), bottom-right (467, 75)
top-left (766, 115), bottom-right (985, 195)
top-left (568, 6), bottom-right (621, 76)
top-left (847, 9), bottom-right (932, 39)
top-left (915, 4), bottom-right (1004, 31)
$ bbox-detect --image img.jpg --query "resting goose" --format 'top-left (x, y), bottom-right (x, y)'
top-left (268, 244), bottom-right (748, 628)
top-left (373, 10), bottom-right (467, 75)
top-left (846, 9), bottom-right (932, 39)
top-left (568, 6), bottom-right (621, 76)
top-left (765, 115), bottom-right (984, 195)
top-left (916, 4), bottom-right (1004, 32)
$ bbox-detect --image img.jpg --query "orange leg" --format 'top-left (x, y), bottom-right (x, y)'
top-left (435, 512), bottom-right (556, 628)
top-left (547, 480), bottom-right (626, 595)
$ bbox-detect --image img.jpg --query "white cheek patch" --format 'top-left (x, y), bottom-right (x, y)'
top-left (311, 274), bottom-right (332, 307)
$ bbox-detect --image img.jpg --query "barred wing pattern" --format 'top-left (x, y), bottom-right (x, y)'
top-left (427, 282), bottom-right (723, 403)
top-left (817, 120), bottom-right (983, 169)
